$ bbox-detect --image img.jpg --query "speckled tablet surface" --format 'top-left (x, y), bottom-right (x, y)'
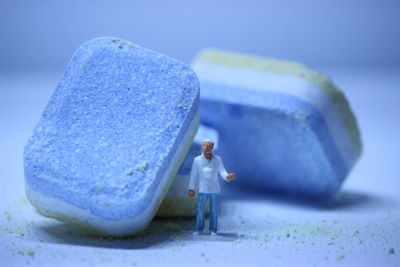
top-left (192, 49), bottom-right (362, 197)
top-left (23, 37), bottom-right (200, 236)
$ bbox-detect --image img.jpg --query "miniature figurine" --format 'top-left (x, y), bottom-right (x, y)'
top-left (188, 140), bottom-right (236, 236)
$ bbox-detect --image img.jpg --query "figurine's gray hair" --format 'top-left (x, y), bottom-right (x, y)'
top-left (202, 139), bottom-right (214, 148)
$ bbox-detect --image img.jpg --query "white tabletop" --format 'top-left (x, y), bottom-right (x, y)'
top-left (0, 67), bottom-right (399, 266)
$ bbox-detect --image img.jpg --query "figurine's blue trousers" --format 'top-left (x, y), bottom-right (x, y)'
top-left (195, 193), bottom-right (219, 233)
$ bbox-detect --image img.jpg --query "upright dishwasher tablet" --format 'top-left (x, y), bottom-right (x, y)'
top-left (24, 37), bottom-right (200, 236)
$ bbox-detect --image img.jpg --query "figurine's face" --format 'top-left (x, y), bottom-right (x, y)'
top-left (202, 142), bottom-right (214, 155)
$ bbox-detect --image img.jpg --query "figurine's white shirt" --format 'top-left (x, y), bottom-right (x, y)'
top-left (188, 153), bottom-right (229, 193)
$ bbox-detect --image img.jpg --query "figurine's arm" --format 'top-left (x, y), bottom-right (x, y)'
top-left (188, 159), bottom-right (199, 197)
top-left (217, 156), bottom-right (236, 181)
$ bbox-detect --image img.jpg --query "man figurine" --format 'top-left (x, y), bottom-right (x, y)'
top-left (188, 140), bottom-right (236, 236)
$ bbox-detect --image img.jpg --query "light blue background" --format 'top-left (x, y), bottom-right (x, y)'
top-left (1, 0), bottom-right (400, 70)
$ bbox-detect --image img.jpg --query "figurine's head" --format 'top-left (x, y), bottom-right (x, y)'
top-left (202, 140), bottom-right (214, 156)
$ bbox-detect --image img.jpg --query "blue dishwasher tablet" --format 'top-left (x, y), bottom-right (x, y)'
top-left (23, 37), bottom-right (200, 236)
top-left (192, 49), bottom-right (362, 198)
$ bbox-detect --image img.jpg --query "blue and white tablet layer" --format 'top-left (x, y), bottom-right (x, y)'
top-left (23, 37), bottom-right (200, 236)
top-left (192, 49), bottom-right (362, 197)
top-left (156, 125), bottom-right (219, 217)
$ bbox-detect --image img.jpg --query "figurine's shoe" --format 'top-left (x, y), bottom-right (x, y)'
top-left (23, 37), bottom-right (200, 237)
top-left (192, 231), bottom-right (201, 236)
top-left (192, 49), bottom-right (362, 198)
top-left (210, 232), bottom-right (218, 237)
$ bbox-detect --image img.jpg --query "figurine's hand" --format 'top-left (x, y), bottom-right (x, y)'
top-left (188, 189), bottom-right (195, 197)
top-left (227, 173), bottom-right (236, 181)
